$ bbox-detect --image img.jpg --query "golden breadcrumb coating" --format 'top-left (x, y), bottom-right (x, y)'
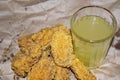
top-left (11, 52), bottom-right (38, 77)
top-left (31, 27), bottom-right (53, 50)
top-left (27, 25), bottom-right (71, 80)
top-left (18, 34), bottom-right (41, 58)
top-left (71, 58), bottom-right (96, 80)
top-left (54, 66), bottom-right (70, 80)
top-left (27, 50), bottom-right (56, 80)
top-left (12, 23), bottom-right (96, 80)
top-left (51, 25), bottom-right (74, 67)
top-left (50, 24), bottom-right (96, 80)
top-left (12, 27), bottom-right (53, 77)
top-left (27, 48), bottom-right (70, 80)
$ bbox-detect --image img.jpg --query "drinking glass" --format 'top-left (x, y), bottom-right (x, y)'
top-left (70, 6), bottom-right (117, 69)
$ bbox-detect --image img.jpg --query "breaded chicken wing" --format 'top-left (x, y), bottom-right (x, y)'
top-left (50, 26), bottom-right (74, 67)
top-left (12, 27), bottom-right (53, 77)
top-left (27, 48), bottom-right (70, 80)
top-left (50, 25), bottom-right (96, 80)
top-left (31, 27), bottom-right (54, 50)
top-left (31, 23), bottom-right (69, 50)
top-left (11, 51), bottom-right (38, 77)
top-left (71, 58), bottom-right (96, 80)
top-left (27, 50), bottom-right (56, 80)
top-left (12, 23), bottom-right (96, 80)
top-left (18, 34), bottom-right (41, 58)
top-left (54, 66), bottom-right (70, 80)
top-left (12, 24), bottom-right (71, 78)
top-left (18, 27), bottom-right (55, 58)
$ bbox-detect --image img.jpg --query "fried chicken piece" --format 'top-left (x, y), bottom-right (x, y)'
top-left (71, 58), bottom-right (96, 80)
top-left (31, 23), bottom-right (69, 50)
top-left (50, 25), bottom-right (96, 80)
top-left (11, 51), bottom-right (38, 77)
top-left (18, 34), bottom-right (41, 58)
top-left (27, 48), bottom-right (70, 80)
top-left (27, 50), bottom-right (56, 80)
top-left (12, 24), bottom-right (69, 80)
top-left (54, 66), bottom-right (70, 80)
top-left (31, 27), bottom-right (54, 50)
top-left (18, 27), bottom-right (55, 58)
top-left (50, 26), bottom-right (74, 67)
top-left (12, 27), bottom-right (53, 77)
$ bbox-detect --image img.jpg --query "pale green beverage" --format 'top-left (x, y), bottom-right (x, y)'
top-left (70, 6), bottom-right (117, 69)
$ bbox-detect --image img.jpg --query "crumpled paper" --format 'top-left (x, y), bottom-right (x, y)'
top-left (0, 0), bottom-right (120, 80)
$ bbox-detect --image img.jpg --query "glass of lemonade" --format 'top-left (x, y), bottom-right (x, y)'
top-left (70, 6), bottom-right (117, 69)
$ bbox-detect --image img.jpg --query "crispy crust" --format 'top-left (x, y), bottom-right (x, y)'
top-left (12, 27), bottom-right (53, 77)
top-left (18, 34), bottom-right (41, 58)
top-left (27, 50), bottom-right (56, 80)
top-left (51, 25), bottom-right (74, 67)
top-left (54, 66), bottom-right (70, 80)
top-left (11, 52), bottom-right (38, 77)
top-left (12, 24), bottom-right (96, 80)
top-left (71, 58), bottom-right (96, 80)
top-left (50, 24), bottom-right (96, 80)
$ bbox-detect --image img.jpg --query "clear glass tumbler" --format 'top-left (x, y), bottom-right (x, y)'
top-left (70, 6), bottom-right (117, 69)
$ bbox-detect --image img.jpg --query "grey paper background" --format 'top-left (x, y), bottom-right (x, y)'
top-left (0, 0), bottom-right (120, 80)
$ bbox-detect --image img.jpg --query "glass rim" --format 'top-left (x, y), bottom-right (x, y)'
top-left (70, 5), bottom-right (117, 43)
